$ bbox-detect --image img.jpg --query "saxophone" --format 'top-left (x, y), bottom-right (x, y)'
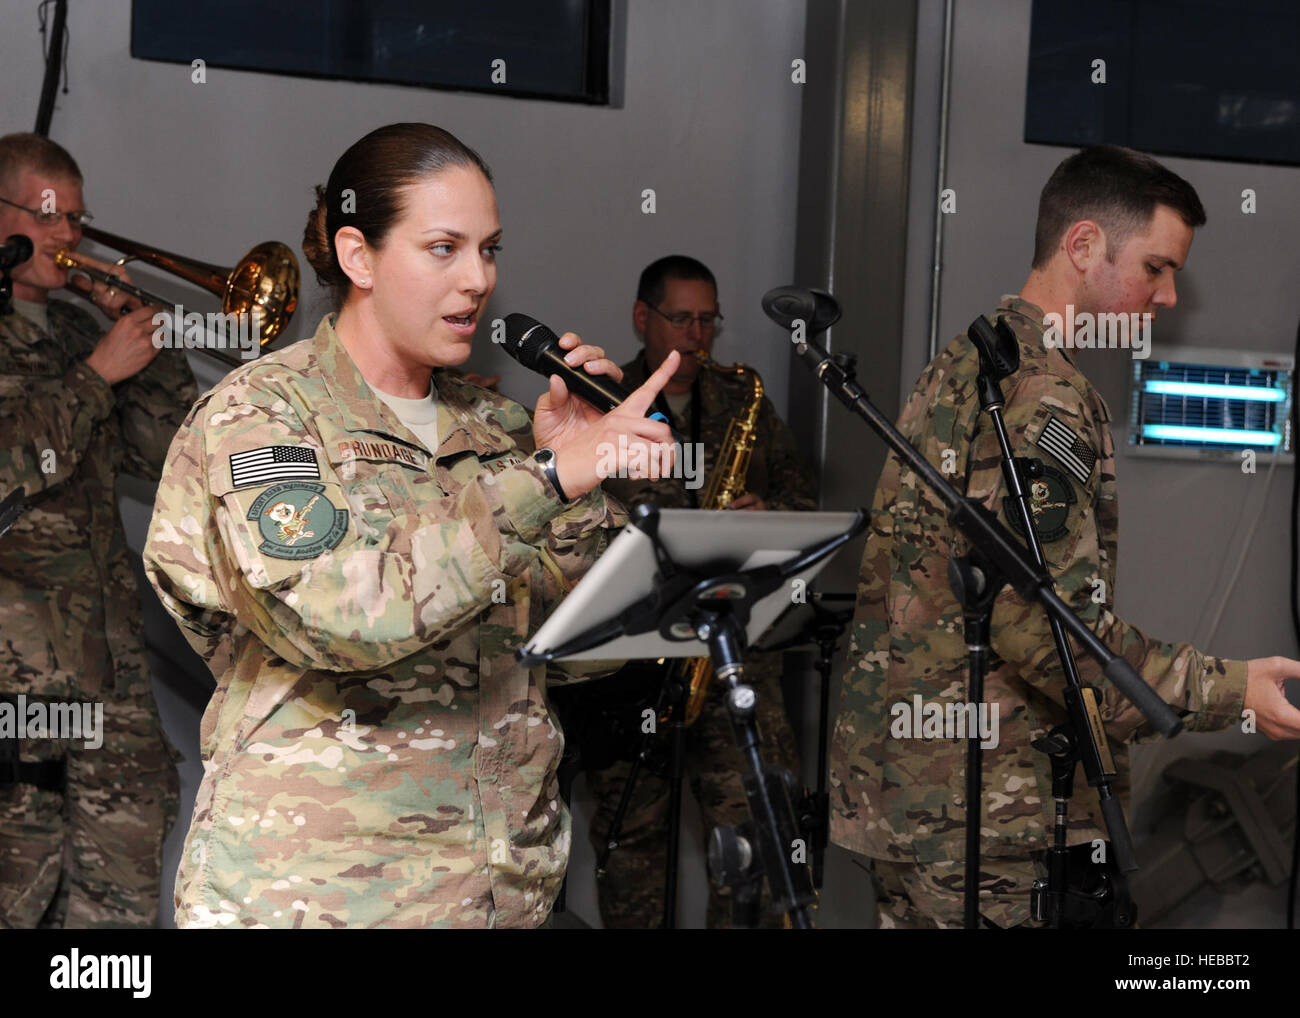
top-left (672, 350), bottom-right (765, 726)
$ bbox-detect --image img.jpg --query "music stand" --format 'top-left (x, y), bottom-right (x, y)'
top-left (521, 504), bottom-right (866, 928)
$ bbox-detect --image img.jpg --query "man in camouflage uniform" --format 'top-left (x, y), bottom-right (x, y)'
top-left (829, 145), bottom-right (1300, 928)
top-left (583, 255), bottom-right (818, 928)
top-left (144, 312), bottom-right (632, 928)
top-left (0, 134), bottom-right (192, 927)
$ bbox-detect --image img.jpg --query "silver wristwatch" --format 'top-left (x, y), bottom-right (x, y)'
top-left (533, 447), bottom-right (570, 502)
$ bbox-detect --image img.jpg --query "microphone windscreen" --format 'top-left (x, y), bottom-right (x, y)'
top-left (8, 235), bottom-right (33, 261)
top-left (502, 313), bottom-right (555, 370)
top-left (761, 286), bottom-right (841, 332)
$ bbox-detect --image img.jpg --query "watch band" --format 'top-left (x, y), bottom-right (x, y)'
top-left (535, 448), bottom-right (570, 502)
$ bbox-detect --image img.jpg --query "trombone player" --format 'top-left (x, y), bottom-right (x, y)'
top-left (0, 133), bottom-right (195, 928)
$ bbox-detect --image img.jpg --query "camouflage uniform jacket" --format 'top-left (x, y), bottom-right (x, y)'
top-left (0, 299), bottom-right (197, 701)
top-left (829, 295), bottom-right (1247, 864)
top-left (144, 314), bottom-right (621, 928)
top-left (604, 350), bottom-right (818, 510)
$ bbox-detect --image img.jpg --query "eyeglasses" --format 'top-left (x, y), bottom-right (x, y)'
top-left (646, 302), bottom-right (724, 333)
top-left (0, 195), bottom-right (93, 228)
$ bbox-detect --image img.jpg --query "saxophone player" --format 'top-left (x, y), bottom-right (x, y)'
top-left (582, 254), bottom-right (818, 928)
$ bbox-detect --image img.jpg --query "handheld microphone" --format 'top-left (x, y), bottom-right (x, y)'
top-left (501, 313), bottom-right (672, 427)
top-left (0, 235), bottom-right (34, 270)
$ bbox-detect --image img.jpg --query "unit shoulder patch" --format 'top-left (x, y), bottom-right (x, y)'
top-left (1002, 464), bottom-right (1077, 543)
top-left (246, 481), bottom-right (349, 559)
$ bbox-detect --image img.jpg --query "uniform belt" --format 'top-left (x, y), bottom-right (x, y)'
top-left (0, 694), bottom-right (68, 791)
top-left (0, 756), bottom-right (66, 792)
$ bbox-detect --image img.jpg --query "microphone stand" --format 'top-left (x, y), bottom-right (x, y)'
top-left (948, 549), bottom-right (1001, 929)
top-left (0, 488), bottom-right (26, 539)
top-left (773, 288), bottom-right (1181, 928)
top-left (966, 313), bottom-right (1136, 928)
top-left (1, 259), bottom-right (16, 316)
top-left (521, 503), bottom-right (867, 929)
top-left (1, 234), bottom-right (36, 316)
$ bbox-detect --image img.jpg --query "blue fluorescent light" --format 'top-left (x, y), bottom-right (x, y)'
top-left (1142, 425), bottom-right (1281, 446)
top-left (1144, 380), bottom-right (1287, 402)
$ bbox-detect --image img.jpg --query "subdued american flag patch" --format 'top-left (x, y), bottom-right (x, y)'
top-left (230, 446), bottom-right (320, 488)
top-left (1034, 416), bottom-right (1096, 486)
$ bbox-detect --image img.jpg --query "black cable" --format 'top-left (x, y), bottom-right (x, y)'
top-left (33, 0), bottom-right (69, 137)
top-left (1286, 316), bottom-right (1300, 923)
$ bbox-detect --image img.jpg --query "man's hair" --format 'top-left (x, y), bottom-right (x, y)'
top-left (1031, 145), bottom-right (1205, 269)
top-left (0, 133), bottom-right (83, 195)
top-left (636, 255), bottom-right (716, 307)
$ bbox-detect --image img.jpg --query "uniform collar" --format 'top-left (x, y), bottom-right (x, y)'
top-left (0, 299), bottom-right (83, 369)
top-left (997, 293), bottom-right (1078, 370)
top-left (312, 314), bottom-right (512, 462)
top-left (433, 373), bottom-right (515, 460)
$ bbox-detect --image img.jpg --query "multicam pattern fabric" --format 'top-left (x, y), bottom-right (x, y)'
top-left (0, 299), bottom-right (192, 927)
top-left (0, 698), bottom-right (180, 927)
top-left (870, 854), bottom-right (1040, 929)
top-left (144, 314), bottom-right (622, 928)
top-left (829, 295), bottom-right (1247, 869)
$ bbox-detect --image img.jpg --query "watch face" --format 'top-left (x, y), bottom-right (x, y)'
top-left (536, 448), bottom-right (554, 465)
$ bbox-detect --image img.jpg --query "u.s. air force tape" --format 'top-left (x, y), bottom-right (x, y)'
top-left (246, 482), bottom-right (348, 560)
top-left (1034, 415), bottom-right (1097, 486)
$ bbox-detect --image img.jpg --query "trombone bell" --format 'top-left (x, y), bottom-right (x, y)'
top-left (223, 241), bottom-right (299, 344)
top-left (55, 225), bottom-right (299, 349)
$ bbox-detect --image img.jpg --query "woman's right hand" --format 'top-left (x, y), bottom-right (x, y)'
top-left (537, 350), bottom-right (680, 500)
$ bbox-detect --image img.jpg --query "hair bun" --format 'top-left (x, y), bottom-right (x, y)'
top-left (301, 185), bottom-right (338, 286)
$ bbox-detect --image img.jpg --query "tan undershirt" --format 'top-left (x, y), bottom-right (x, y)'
top-left (373, 380), bottom-right (439, 452)
top-left (12, 297), bottom-right (49, 333)
top-left (664, 389), bottom-right (690, 422)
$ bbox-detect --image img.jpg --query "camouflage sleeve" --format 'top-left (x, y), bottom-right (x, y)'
top-left (0, 359), bottom-right (115, 498)
top-left (145, 391), bottom-right (607, 674)
top-left (968, 372), bottom-right (1247, 741)
top-left (116, 348), bottom-right (200, 481)
top-left (759, 395), bottom-right (818, 511)
top-left (496, 397), bottom-right (628, 679)
top-left (459, 374), bottom-right (626, 598)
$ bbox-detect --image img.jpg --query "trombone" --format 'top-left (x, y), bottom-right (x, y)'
top-left (55, 225), bottom-right (299, 368)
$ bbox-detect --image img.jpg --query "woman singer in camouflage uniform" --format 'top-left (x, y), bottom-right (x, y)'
top-left (144, 123), bottom-right (678, 928)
